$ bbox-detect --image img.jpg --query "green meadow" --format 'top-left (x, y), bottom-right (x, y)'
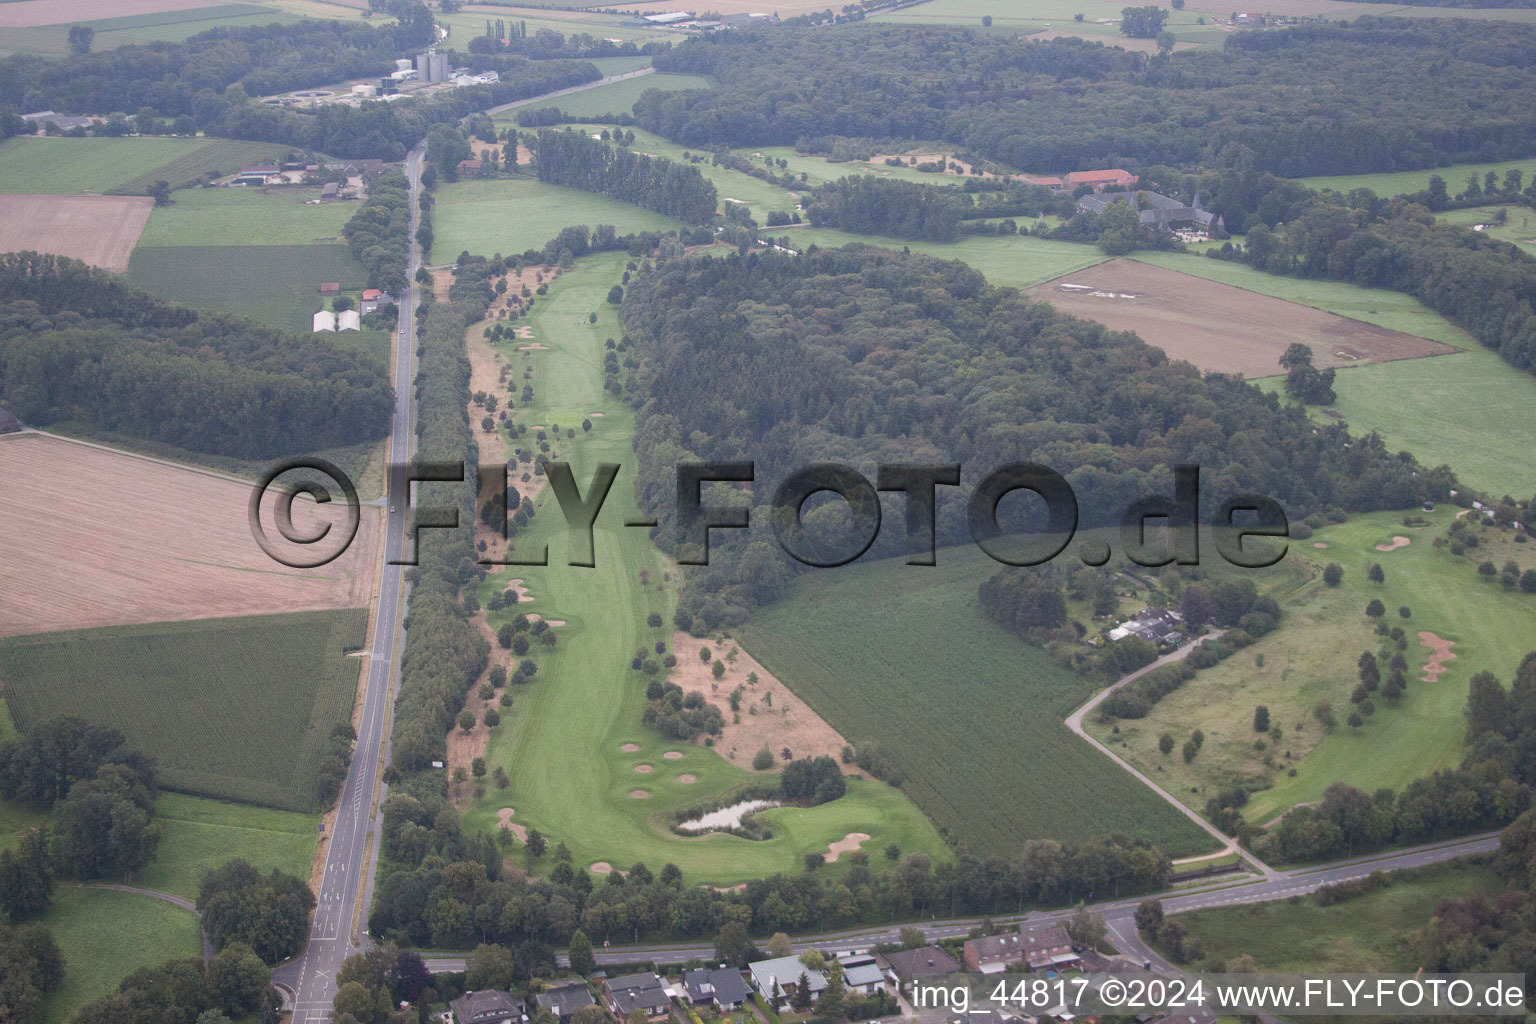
top-left (1297, 157), bottom-right (1536, 199)
top-left (0, 136), bottom-right (208, 194)
top-left (506, 73), bottom-right (713, 120)
top-left (127, 243), bottom-right (367, 332)
top-left (135, 186), bottom-right (356, 247)
top-left (0, 3), bottom-right (298, 56)
top-left (789, 226), bottom-right (1108, 288)
top-left (143, 793), bottom-right (318, 899)
top-left (459, 254), bottom-right (949, 883)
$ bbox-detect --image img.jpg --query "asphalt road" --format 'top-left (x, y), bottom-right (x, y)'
top-left (416, 831), bottom-right (1501, 975)
top-left (273, 143), bottom-right (424, 1023)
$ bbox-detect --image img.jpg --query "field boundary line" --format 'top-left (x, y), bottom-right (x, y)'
top-left (13, 428), bottom-right (256, 486)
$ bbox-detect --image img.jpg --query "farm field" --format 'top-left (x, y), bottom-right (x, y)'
top-left (0, 194), bottom-right (153, 273)
top-left (127, 242), bottom-right (368, 332)
top-left (143, 793), bottom-right (318, 899)
top-left (584, 56), bottom-right (654, 76)
top-left (0, 136), bottom-right (208, 193)
top-left (1124, 250), bottom-right (1536, 498)
top-left (0, 433), bottom-right (379, 637)
top-left (135, 186), bottom-right (356, 247)
top-left (0, 3), bottom-right (299, 54)
top-left (1088, 508), bottom-right (1536, 827)
top-left (740, 542), bottom-right (1218, 859)
top-left (429, 176), bottom-right (683, 262)
top-left (1025, 259), bottom-right (1456, 378)
top-left (1297, 157), bottom-right (1536, 198)
top-left (112, 138), bottom-right (302, 195)
top-left (787, 227), bottom-right (1108, 289)
top-left (757, 144), bottom-right (998, 188)
top-left (437, 8), bottom-right (673, 46)
top-left (41, 887), bottom-right (203, 1024)
top-left (458, 255), bottom-right (949, 883)
top-left (0, 608), bottom-right (369, 811)
top-left (0, 0), bottom-right (241, 28)
top-left (498, 72), bottom-right (712, 121)
top-left (1170, 860), bottom-right (1505, 972)
top-left (869, 0), bottom-right (1240, 38)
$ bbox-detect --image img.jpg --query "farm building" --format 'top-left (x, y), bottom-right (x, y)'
top-left (236, 165), bottom-right (280, 186)
top-left (449, 991), bottom-right (527, 1024)
top-left (1107, 606), bottom-right (1184, 645)
top-left (323, 159), bottom-right (387, 181)
top-left (1021, 175), bottom-right (1063, 188)
top-left (602, 973), bottom-right (674, 1021)
top-left (835, 953), bottom-right (888, 994)
top-left (884, 946), bottom-right (959, 989)
top-left (312, 310), bottom-right (337, 332)
top-left (720, 12), bottom-right (779, 26)
top-left (748, 955), bottom-right (826, 1012)
top-left (0, 407), bottom-right (21, 434)
top-left (337, 309), bottom-right (361, 331)
top-left (681, 967), bottom-right (751, 1010)
top-left (1066, 169), bottom-right (1138, 191)
top-left (321, 182), bottom-right (340, 199)
top-left (643, 10), bottom-right (691, 22)
top-left (319, 282), bottom-right (341, 296)
top-left (1077, 190), bottom-right (1220, 230)
top-left (458, 159), bottom-right (483, 175)
top-left (534, 982), bottom-right (594, 1021)
top-left (22, 110), bottom-right (92, 132)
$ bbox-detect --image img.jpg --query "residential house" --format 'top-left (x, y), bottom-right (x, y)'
top-left (835, 954), bottom-right (887, 995)
top-left (748, 955), bottom-right (827, 1012)
top-left (1066, 169), bottom-right (1138, 192)
top-left (337, 309), bottom-right (361, 331)
top-left (962, 932), bottom-right (1026, 974)
top-left (312, 310), bottom-right (337, 333)
top-left (535, 982), bottom-right (595, 1021)
top-left (450, 991), bottom-right (527, 1024)
top-left (1075, 190), bottom-right (1219, 231)
top-left (883, 946), bottom-right (960, 990)
top-left (602, 973), bottom-right (673, 1021)
top-left (1018, 923), bottom-right (1079, 972)
top-left (458, 158), bottom-right (483, 176)
top-left (681, 967), bottom-right (751, 1011)
top-left (324, 159), bottom-right (387, 180)
top-left (0, 407), bottom-right (20, 434)
top-left (1107, 607), bottom-right (1184, 646)
top-left (360, 288), bottom-right (393, 314)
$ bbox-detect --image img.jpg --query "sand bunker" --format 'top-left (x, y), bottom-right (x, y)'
top-left (629, 789), bottom-right (649, 798)
top-left (663, 751), bottom-right (684, 760)
top-left (825, 832), bottom-right (871, 863)
top-left (1376, 536), bottom-right (1411, 552)
top-left (519, 342), bottom-right (548, 351)
top-left (677, 774), bottom-right (697, 783)
top-left (515, 326), bottom-right (534, 338)
top-left (496, 807), bottom-right (527, 842)
top-left (588, 412), bottom-right (605, 418)
top-left (525, 613), bottom-right (564, 626)
top-left (634, 764), bottom-right (653, 773)
top-left (591, 861), bottom-right (613, 874)
top-left (1313, 542), bottom-right (1328, 548)
top-left (507, 579), bottom-right (532, 602)
top-left (1419, 632), bottom-right (1457, 682)
top-left (620, 743), bottom-right (640, 752)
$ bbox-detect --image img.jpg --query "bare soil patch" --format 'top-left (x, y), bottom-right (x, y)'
top-left (0, 433), bottom-right (378, 637)
top-left (677, 773), bottom-right (697, 783)
top-left (0, 0), bottom-right (216, 27)
top-left (429, 268), bottom-right (453, 302)
top-left (0, 195), bottom-right (152, 274)
top-left (496, 807), bottom-right (528, 842)
top-left (1376, 535), bottom-right (1411, 551)
top-left (1026, 260), bottom-right (1457, 378)
top-left (1419, 631), bottom-right (1457, 682)
top-left (825, 832), bottom-right (870, 863)
top-left (669, 631), bottom-right (867, 775)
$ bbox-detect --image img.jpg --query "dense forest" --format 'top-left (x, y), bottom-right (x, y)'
top-left (802, 177), bottom-right (966, 241)
top-left (344, 170), bottom-right (413, 296)
top-left (534, 129), bottom-right (718, 224)
top-left (0, 254), bottom-right (392, 458)
top-left (621, 245), bottom-right (1453, 633)
top-left (638, 20), bottom-right (1536, 177)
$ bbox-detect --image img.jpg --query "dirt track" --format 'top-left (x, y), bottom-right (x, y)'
top-left (0, 433), bottom-right (378, 637)
top-left (1027, 259), bottom-right (1457, 378)
top-left (0, 195), bottom-right (153, 273)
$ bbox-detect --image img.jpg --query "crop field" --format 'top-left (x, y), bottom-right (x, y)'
top-left (457, 255), bottom-right (949, 883)
top-left (112, 139), bottom-right (299, 195)
top-left (1171, 860), bottom-right (1504, 972)
top-left (1297, 157), bottom-right (1536, 198)
top-left (127, 243), bottom-right (367, 332)
top-left (870, 0), bottom-right (1242, 37)
top-left (0, 194), bottom-right (153, 273)
top-left (0, 3), bottom-right (297, 54)
top-left (135, 187), bottom-right (355, 247)
top-left (143, 793), bottom-right (318, 898)
top-left (1025, 259), bottom-right (1456, 378)
top-left (787, 227), bottom-right (1107, 289)
top-left (0, 0), bottom-right (235, 28)
top-left (740, 542), bottom-right (1217, 859)
top-left (1125, 251), bottom-right (1536, 498)
top-left (1089, 508), bottom-right (1536, 827)
top-left (0, 433), bottom-right (379, 637)
top-left (508, 73), bottom-right (712, 120)
top-left (437, 8), bottom-right (673, 46)
top-left (0, 136), bottom-right (209, 193)
top-left (0, 608), bottom-right (368, 811)
top-left (41, 887), bottom-right (203, 1024)
top-left (430, 176), bottom-right (682, 262)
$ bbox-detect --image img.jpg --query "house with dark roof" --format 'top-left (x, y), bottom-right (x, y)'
top-left (682, 967), bottom-right (751, 1010)
top-left (458, 158), bottom-right (483, 176)
top-left (836, 954), bottom-right (887, 994)
top-left (602, 973), bottom-right (673, 1021)
top-left (535, 982), bottom-right (595, 1020)
top-left (963, 932), bottom-right (1025, 974)
top-left (1076, 190), bottom-right (1220, 231)
top-left (324, 159), bottom-right (387, 179)
top-left (884, 946), bottom-right (960, 989)
top-left (450, 990), bottom-right (527, 1024)
top-left (1018, 923), bottom-right (1079, 971)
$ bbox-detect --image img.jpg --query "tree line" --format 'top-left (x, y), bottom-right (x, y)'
top-left (636, 19), bottom-right (1536, 178)
top-left (802, 176), bottom-right (965, 241)
top-left (0, 254), bottom-right (392, 459)
top-left (534, 129), bottom-right (718, 224)
top-left (344, 170), bottom-right (413, 296)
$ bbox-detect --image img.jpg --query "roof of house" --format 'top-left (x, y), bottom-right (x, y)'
top-left (682, 968), bottom-right (751, 1004)
top-left (241, 165), bottom-right (280, 175)
top-left (1021, 175), bottom-right (1063, 187)
top-left (535, 982), bottom-right (595, 1017)
top-left (362, 289), bottom-right (384, 300)
top-left (607, 974), bottom-right (671, 1015)
top-left (450, 990), bottom-right (526, 1024)
top-left (749, 955), bottom-right (827, 997)
top-left (839, 957), bottom-right (885, 989)
top-left (1020, 923), bottom-right (1073, 954)
top-left (1067, 169), bottom-right (1137, 184)
top-left (321, 182), bottom-right (339, 195)
top-left (966, 931), bottom-right (1026, 962)
top-left (319, 282), bottom-right (340, 291)
top-left (884, 946), bottom-right (960, 979)
top-left (22, 110), bottom-right (92, 129)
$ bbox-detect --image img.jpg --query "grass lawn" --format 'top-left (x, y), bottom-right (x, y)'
top-left (1171, 860), bottom-right (1505, 971)
top-left (1435, 205), bottom-right (1536, 257)
top-left (0, 609), bottom-right (368, 812)
top-left (789, 226), bottom-right (1109, 289)
top-left (757, 145), bottom-right (985, 189)
top-left (1089, 508), bottom-right (1536, 827)
top-left (141, 792), bottom-right (318, 899)
top-left (739, 542), bottom-right (1216, 859)
top-left (41, 886), bottom-right (203, 1024)
top-left (429, 175), bottom-right (683, 262)
top-left (507, 73), bottom-right (712, 120)
top-left (0, 136), bottom-right (210, 194)
top-left (459, 254), bottom-right (949, 883)
top-left (1296, 158), bottom-right (1536, 199)
top-left (585, 56), bottom-right (654, 76)
top-left (1126, 250), bottom-right (1536, 499)
top-left (135, 186), bottom-right (356, 247)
